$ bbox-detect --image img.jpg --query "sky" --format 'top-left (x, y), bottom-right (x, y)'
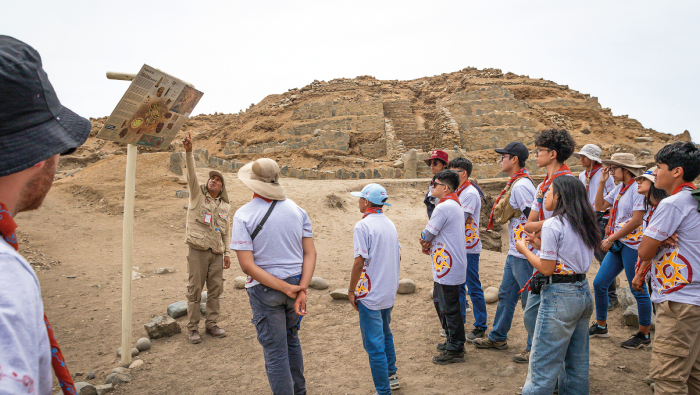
top-left (5, 0), bottom-right (699, 142)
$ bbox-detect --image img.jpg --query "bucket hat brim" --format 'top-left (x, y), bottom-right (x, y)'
top-left (237, 161), bottom-right (286, 200)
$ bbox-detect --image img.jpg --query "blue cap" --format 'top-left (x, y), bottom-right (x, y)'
top-left (350, 183), bottom-right (392, 207)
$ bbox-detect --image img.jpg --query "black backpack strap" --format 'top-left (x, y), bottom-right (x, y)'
top-left (251, 200), bottom-right (277, 241)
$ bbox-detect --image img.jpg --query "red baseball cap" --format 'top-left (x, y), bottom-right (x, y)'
top-left (424, 150), bottom-right (448, 165)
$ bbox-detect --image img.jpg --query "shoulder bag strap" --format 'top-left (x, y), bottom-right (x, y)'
top-left (251, 200), bottom-right (278, 241)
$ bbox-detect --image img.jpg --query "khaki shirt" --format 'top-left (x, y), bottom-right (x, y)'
top-left (184, 152), bottom-right (231, 256)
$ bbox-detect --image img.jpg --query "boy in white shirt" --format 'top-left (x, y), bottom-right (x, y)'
top-left (348, 183), bottom-right (401, 395)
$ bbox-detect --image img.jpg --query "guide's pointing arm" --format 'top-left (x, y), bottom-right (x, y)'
top-left (183, 132), bottom-right (200, 196)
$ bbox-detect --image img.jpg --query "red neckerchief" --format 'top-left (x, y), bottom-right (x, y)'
top-left (537, 164), bottom-right (572, 221)
top-left (487, 168), bottom-right (530, 230)
top-left (363, 207), bottom-right (383, 219)
top-left (254, 193), bottom-right (273, 203)
top-left (673, 182), bottom-right (698, 195)
top-left (585, 163), bottom-right (603, 193)
top-left (438, 192), bottom-right (461, 206)
top-left (645, 204), bottom-right (657, 228)
top-left (607, 179), bottom-right (636, 237)
top-left (45, 313), bottom-right (75, 394)
top-left (455, 179), bottom-right (472, 197)
top-left (0, 202), bottom-right (18, 251)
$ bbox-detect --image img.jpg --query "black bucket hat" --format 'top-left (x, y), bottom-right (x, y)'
top-left (0, 35), bottom-right (91, 177)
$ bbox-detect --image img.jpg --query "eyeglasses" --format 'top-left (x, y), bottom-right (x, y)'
top-left (534, 148), bottom-right (552, 158)
top-left (428, 160), bottom-right (444, 166)
top-left (608, 166), bottom-right (621, 172)
top-left (498, 155), bottom-right (512, 163)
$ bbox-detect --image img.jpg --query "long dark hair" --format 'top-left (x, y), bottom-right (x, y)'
top-left (645, 182), bottom-right (669, 210)
top-left (551, 176), bottom-right (601, 250)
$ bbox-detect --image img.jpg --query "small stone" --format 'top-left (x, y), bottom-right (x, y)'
top-left (135, 337), bottom-right (151, 352)
top-left (75, 382), bottom-right (97, 395)
top-left (87, 371), bottom-right (95, 380)
top-left (154, 267), bottom-right (175, 274)
top-left (635, 136), bottom-right (654, 143)
top-left (397, 279), bottom-right (416, 294)
top-left (74, 372), bottom-right (84, 377)
top-left (484, 287), bottom-right (498, 304)
top-left (581, 125), bottom-right (591, 135)
top-left (309, 277), bottom-right (329, 290)
top-left (330, 289), bottom-right (349, 300)
top-left (111, 367), bottom-right (129, 374)
top-left (144, 315), bottom-right (182, 339)
top-left (175, 190), bottom-right (190, 198)
top-left (499, 365), bottom-right (515, 377)
top-left (128, 359), bottom-right (144, 369)
top-left (116, 348), bottom-right (139, 358)
top-left (104, 372), bottom-right (131, 385)
top-left (67, 276), bottom-right (76, 279)
top-left (234, 276), bottom-right (247, 289)
top-left (95, 384), bottom-right (114, 395)
top-left (166, 300), bottom-right (187, 319)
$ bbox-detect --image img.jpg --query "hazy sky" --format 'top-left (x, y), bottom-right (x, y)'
top-left (6, 0), bottom-right (699, 142)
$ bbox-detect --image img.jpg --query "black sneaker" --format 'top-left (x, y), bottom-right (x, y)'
top-left (437, 342), bottom-right (447, 351)
top-left (466, 327), bottom-right (486, 342)
top-left (608, 299), bottom-right (621, 311)
top-left (589, 322), bottom-right (610, 338)
top-left (621, 332), bottom-right (652, 350)
top-left (432, 349), bottom-right (465, 365)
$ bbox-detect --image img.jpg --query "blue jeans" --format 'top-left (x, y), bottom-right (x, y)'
top-left (523, 290), bottom-right (566, 392)
top-left (488, 255), bottom-right (533, 350)
top-left (459, 253), bottom-right (488, 329)
top-left (523, 282), bottom-right (593, 395)
top-left (358, 302), bottom-right (397, 395)
top-left (593, 244), bottom-right (652, 326)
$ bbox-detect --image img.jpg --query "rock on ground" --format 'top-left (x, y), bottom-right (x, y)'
top-left (95, 384), bottom-right (114, 395)
top-left (618, 287), bottom-right (636, 311)
top-left (144, 315), bottom-right (181, 339)
top-left (234, 276), bottom-right (247, 289)
top-left (397, 279), bottom-right (416, 294)
top-left (167, 300), bottom-right (187, 319)
top-left (484, 287), bottom-right (498, 304)
top-left (135, 337), bottom-right (151, 352)
top-left (330, 289), bottom-right (349, 300)
top-left (116, 347), bottom-right (139, 358)
top-left (309, 277), bottom-right (329, 290)
top-left (75, 382), bottom-right (97, 395)
top-left (154, 267), bottom-right (175, 274)
top-left (128, 359), bottom-right (144, 369)
top-left (104, 372), bottom-right (131, 385)
top-left (87, 370), bottom-right (95, 380)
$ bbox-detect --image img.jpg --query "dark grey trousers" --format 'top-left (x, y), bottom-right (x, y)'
top-left (247, 276), bottom-right (305, 395)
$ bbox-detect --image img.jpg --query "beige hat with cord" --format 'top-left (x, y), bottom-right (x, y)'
top-left (237, 158), bottom-right (286, 200)
top-left (601, 153), bottom-right (646, 177)
top-left (635, 167), bottom-right (657, 184)
top-left (573, 144), bottom-right (603, 163)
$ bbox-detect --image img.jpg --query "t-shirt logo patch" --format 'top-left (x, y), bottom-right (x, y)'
top-left (355, 270), bottom-right (371, 299)
top-left (553, 259), bottom-right (574, 275)
top-left (513, 223), bottom-right (534, 252)
top-left (465, 222), bottom-right (480, 249)
top-left (621, 222), bottom-right (643, 245)
top-left (653, 246), bottom-right (692, 294)
top-left (432, 245), bottom-right (452, 278)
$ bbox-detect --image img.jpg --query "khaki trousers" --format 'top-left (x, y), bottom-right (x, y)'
top-left (650, 301), bottom-right (700, 395)
top-left (186, 246), bottom-right (224, 331)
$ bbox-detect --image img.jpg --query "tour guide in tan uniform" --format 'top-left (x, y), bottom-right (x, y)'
top-left (183, 132), bottom-right (231, 344)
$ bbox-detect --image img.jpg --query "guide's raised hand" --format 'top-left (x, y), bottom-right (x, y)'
top-left (183, 131), bottom-right (193, 152)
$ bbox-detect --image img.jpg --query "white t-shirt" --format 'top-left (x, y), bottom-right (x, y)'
top-left (605, 181), bottom-right (645, 250)
top-left (424, 200), bottom-right (468, 286)
top-left (539, 215), bottom-right (594, 275)
top-left (353, 212), bottom-right (401, 310)
top-left (508, 178), bottom-right (538, 258)
top-left (578, 168), bottom-right (616, 210)
top-left (458, 183), bottom-right (482, 254)
top-left (531, 175), bottom-right (576, 221)
top-left (644, 190), bottom-right (700, 306)
top-left (0, 239), bottom-right (52, 395)
top-left (231, 198), bottom-right (313, 288)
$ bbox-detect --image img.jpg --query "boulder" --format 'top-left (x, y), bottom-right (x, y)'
top-left (622, 304), bottom-right (657, 330)
top-left (397, 279), bottom-right (416, 294)
top-left (617, 286), bottom-right (636, 311)
top-left (234, 276), bottom-right (247, 289)
top-left (95, 384), bottom-right (114, 395)
top-left (330, 289), bottom-right (349, 300)
top-left (104, 372), bottom-right (131, 385)
top-left (167, 300), bottom-right (187, 319)
top-left (484, 287), bottom-right (498, 303)
top-left (309, 277), bottom-right (329, 290)
top-left (481, 231), bottom-right (502, 252)
top-left (144, 315), bottom-right (181, 339)
top-left (75, 382), bottom-right (97, 395)
top-left (135, 337), bottom-right (151, 352)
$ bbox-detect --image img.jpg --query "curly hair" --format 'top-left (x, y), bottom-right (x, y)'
top-left (534, 128), bottom-right (576, 163)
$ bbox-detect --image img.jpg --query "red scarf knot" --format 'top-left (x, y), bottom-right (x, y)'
top-left (537, 165), bottom-right (572, 221)
top-left (363, 207), bottom-right (383, 218)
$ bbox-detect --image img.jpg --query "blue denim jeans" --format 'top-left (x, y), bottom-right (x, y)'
top-left (459, 253), bottom-right (488, 329)
top-left (358, 302), bottom-right (397, 395)
top-left (593, 244), bottom-right (652, 326)
top-left (488, 255), bottom-right (533, 349)
top-left (523, 290), bottom-right (566, 392)
top-left (523, 281), bottom-right (593, 395)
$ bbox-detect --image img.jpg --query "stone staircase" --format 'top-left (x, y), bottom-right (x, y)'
top-left (383, 100), bottom-right (424, 150)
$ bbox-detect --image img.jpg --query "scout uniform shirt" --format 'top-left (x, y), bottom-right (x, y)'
top-left (458, 184), bottom-right (482, 254)
top-left (184, 152), bottom-right (232, 256)
top-left (644, 189), bottom-right (700, 306)
top-left (424, 199), bottom-right (468, 286)
top-left (539, 215), bottom-right (594, 275)
top-left (604, 181), bottom-right (645, 249)
top-left (508, 178), bottom-right (538, 259)
top-left (353, 210), bottom-right (401, 310)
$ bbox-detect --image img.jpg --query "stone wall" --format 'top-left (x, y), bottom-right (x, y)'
top-left (286, 100), bottom-right (384, 135)
top-left (383, 100), bottom-right (423, 149)
top-left (223, 130), bottom-right (350, 155)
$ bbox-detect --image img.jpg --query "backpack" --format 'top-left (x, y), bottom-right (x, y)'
top-left (492, 175), bottom-right (534, 224)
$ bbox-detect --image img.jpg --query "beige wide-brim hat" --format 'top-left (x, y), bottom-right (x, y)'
top-left (573, 144), bottom-right (603, 163)
top-left (237, 158), bottom-right (287, 200)
top-left (601, 153), bottom-right (646, 177)
top-left (636, 167), bottom-right (657, 184)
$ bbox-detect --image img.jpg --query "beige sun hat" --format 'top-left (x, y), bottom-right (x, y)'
top-left (237, 158), bottom-right (286, 200)
top-left (601, 153), bottom-right (646, 176)
top-left (636, 167), bottom-right (657, 183)
top-left (573, 144), bottom-right (603, 163)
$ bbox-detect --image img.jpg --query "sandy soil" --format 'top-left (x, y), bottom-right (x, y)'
top-left (18, 153), bottom-right (652, 394)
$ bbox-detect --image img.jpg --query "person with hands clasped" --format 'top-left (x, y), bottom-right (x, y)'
top-left (516, 176), bottom-right (598, 395)
top-left (231, 158), bottom-right (316, 395)
top-left (348, 184), bottom-right (401, 395)
top-left (590, 153), bottom-right (651, 349)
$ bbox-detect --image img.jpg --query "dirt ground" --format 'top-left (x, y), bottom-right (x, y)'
top-left (18, 152), bottom-right (653, 394)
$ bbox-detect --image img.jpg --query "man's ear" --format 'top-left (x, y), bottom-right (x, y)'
top-left (32, 161), bottom-right (46, 169)
top-left (672, 166), bottom-right (685, 180)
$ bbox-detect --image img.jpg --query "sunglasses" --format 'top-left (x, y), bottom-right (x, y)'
top-left (433, 181), bottom-right (446, 188)
top-left (428, 160), bottom-right (444, 166)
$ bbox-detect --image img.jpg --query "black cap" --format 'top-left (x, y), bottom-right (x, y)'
top-left (0, 35), bottom-right (91, 177)
top-left (494, 142), bottom-right (529, 162)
